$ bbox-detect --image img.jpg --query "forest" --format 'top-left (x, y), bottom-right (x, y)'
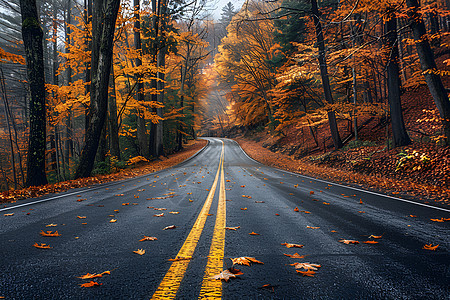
top-left (0, 0), bottom-right (449, 193)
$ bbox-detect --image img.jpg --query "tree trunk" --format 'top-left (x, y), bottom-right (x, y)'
top-left (385, 11), bottom-right (411, 147)
top-left (108, 65), bottom-right (120, 159)
top-left (134, 0), bottom-right (148, 158)
top-left (310, 0), bottom-right (343, 149)
top-left (20, 0), bottom-right (48, 187)
top-left (406, 0), bottom-right (450, 145)
top-left (74, 0), bottom-right (121, 179)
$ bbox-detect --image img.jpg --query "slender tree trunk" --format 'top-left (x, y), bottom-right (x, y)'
top-left (74, 0), bottom-right (121, 179)
top-left (310, 0), bottom-right (342, 149)
top-left (133, 0), bottom-right (148, 158)
top-left (385, 11), bottom-right (411, 147)
top-left (108, 65), bottom-right (120, 159)
top-left (20, 0), bottom-right (48, 187)
top-left (406, 0), bottom-right (450, 145)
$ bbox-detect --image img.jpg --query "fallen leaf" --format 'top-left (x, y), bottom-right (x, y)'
top-left (296, 270), bottom-right (316, 277)
top-left (241, 185), bottom-right (245, 187)
top-left (153, 213), bottom-right (164, 217)
top-left (358, 211), bottom-right (365, 213)
top-left (80, 281), bottom-right (102, 287)
top-left (109, 219), bottom-right (117, 223)
top-left (323, 202), bottom-right (330, 205)
top-left (122, 203), bottom-right (129, 206)
top-left (339, 239), bottom-right (359, 244)
top-left (206, 213), bottom-right (214, 216)
top-left (409, 215), bottom-right (417, 218)
top-left (33, 243), bottom-right (52, 249)
top-left (133, 249), bottom-right (145, 255)
top-left (169, 211), bottom-right (179, 214)
top-left (225, 226), bottom-right (240, 230)
top-left (40, 230), bottom-right (61, 237)
top-left (46, 224), bottom-right (57, 227)
top-left (331, 230), bottom-right (338, 233)
top-left (168, 256), bottom-right (191, 261)
top-left (255, 201), bottom-right (265, 203)
top-left (154, 208), bottom-right (167, 211)
top-left (368, 235), bottom-right (383, 239)
top-left (249, 232), bottom-right (260, 235)
top-left (281, 243), bottom-right (304, 248)
top-left (77, 271), bottom-right (110, 279)
top-left (139, 236), bottom-right (157, 241)
top-left (275, 213), bottom-right (280, 216)
top-left (241, 208), bottom-right (247, 211)
top-left (258, 283), bottom-right (277, 290)
top-left (430, 218), bottom-right (444, 222)
top-left (290, 262), bottom-right (321, 270)
top-left (210, 269), bottom-right (243, 282)
top-left (359, 199), bottom-right (364, 204)
top-left (4, 213), bottom-right (14, 216)
top-left (362, 241), bottom-right (379, 244)
top-left (114, 194), bottom-right (124, 196)
top-left (306, 226), bottom-right (320, 229)
top-left (301, 211), bottom-right (311, 214)
top-left (163, 225), bottom-right (176, 230)
top-left (283, 253), bottom-right (306, 258)
top-left (423, 244), bottom-right (439, 250)
top-left (77, 216), bottom-right (86, 219)
top-left (294, 207), bottom-right (299, 212)
top-left (309, 191), bottom-right (314, 195)
top-left (231, 257), bottom-right (264, 266)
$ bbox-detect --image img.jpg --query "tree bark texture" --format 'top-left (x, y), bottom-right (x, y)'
top-left (20, 0), bottom-right (48, 187)
top-left (108, 65), bottom-right (120, 159)
top-left (310, 0), bottom-right (343, 149)
top-left (74, 0), bottom-right (121, 178)
top-left (406, 0), bottom-right (450, 145)
top-left (385, 12), bottom-right (411, 147)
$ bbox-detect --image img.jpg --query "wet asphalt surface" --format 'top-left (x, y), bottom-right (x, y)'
top-left (0, 138), bottom-right (449, 299)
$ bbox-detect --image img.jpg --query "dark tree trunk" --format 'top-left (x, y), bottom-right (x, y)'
top-left (385, 11), bottom-right (411, 147)
top-left (406, 0), bottom-right (450, 145)
top-left (20, 0), bottom-right (48, 187)
top-left (108, 65), bottom-right (120, 159)
top-left (134, 0), bottom-right (148, 158)
top-left (310, 0), bottom-right (343, 149)
top-left (74, 0), bottom-right (121, 179)
top-left (84, 0), bottom-right (92, 133)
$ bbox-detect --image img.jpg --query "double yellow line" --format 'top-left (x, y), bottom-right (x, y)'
top-left (151, 141), bottom-right (226, 299)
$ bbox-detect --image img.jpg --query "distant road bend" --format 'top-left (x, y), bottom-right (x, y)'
top-left (0, 138), bottom-right (449, 299)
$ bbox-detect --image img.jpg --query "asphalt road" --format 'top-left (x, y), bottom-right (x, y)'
top-left (1, 138), bottom-right (449, 299)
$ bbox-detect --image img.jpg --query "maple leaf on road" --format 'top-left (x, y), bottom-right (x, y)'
top-left (33, 243), bottom-right (52, 249)
top-left (225, 226), bottom-right (240, 230)
top-left (210, 269), bottom-right (243, 282)
top-left (40, 230), bottom-right (61, 237)
top-left (283, 253), bottom-right (306, 258)
top-left (339, 239), bottom-right (359, 244)
top-left (290, 262), bottom-right (321, 270)
top-left (139, 236), bottom-right (158, 241)
top-left (77, 271), bottom-right (110, 279)
top-left (231, 257), bottom-right (264, 266)
top-left (296, 270), bottom-right (316, 277)
top-left (133, 249), bottom-right (146, 255)
top-left (80, 281), bottom-right (102, 287)
top-left (423, 244), bottom-right (439, 250)
top-left (281, 243), bottom-right (304, 248)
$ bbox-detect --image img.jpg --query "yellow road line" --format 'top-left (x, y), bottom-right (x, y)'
top-left (198, 142), bottom-right (226, 299)
top-left (151, 142), bottom-right (224, 300)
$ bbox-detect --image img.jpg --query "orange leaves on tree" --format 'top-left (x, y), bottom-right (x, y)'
top-left (281, 243), bottom-right (304, 248)
top-left (40, 230), bottom-right (61, 237)
top-left (422, 244), bottom-right (439, 251)
top-left (33, 243), bottom-right (52, 249)
top-left (339, 239), bottom-right (359, 245)
top-left (231, 257), bottom-right (264, 266)
top-left (139, 236), bottom-right (157, 241)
